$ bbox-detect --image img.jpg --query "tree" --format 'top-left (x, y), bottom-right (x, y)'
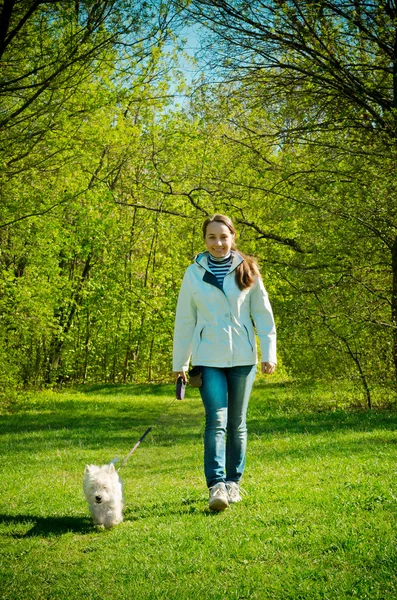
top-left (178, 0), bottom-right (397, 387)
top-left (0, 1), bottom-right (172, 128)
top-left (0, 0), bottom-right (180, 388)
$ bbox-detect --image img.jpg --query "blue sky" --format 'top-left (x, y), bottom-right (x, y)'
top-left (169, 22), bottom-right (209, 89)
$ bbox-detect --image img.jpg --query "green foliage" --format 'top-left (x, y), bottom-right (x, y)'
top-left (1, 1), bottom-right (397, 400)
top-left (0, 0), bottom-right (181, 388)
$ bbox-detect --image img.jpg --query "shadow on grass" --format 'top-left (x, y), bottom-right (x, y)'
top-left (74, 383), bottom-right (176, 397)
top-left (124, 498), bottom-right (222, 521)
top-left (2, 382), bottom-right (397, 459)
top-left (0, 500), bottom-right (220, 538)
top-left (0, 392), bottom-right (204, 453)
top-left (0, 514), bottom-right (93, 537)
top-left (248, 408), bottom-right (397, 438)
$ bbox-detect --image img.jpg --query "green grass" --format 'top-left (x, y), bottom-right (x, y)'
top-left (1, 379), bottom-right (397, 599)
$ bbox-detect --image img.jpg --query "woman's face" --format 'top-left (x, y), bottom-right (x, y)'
top-left (204, 221), bottom-right (235, 258)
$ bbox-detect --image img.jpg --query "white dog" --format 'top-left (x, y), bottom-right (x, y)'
top-left (83, 463), bottom-right (124, 528)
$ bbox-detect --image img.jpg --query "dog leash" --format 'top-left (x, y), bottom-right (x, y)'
top-left (115, 378), bottom-right (186, 471)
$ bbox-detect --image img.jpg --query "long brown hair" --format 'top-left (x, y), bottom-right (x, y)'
top-left (202, 214), bottom-right (259, 291)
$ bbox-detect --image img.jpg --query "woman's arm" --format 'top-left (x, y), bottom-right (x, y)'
top-left (172, 269), bottom-right (197, 374)
top-left (250, 277), bottom-right (277, 365)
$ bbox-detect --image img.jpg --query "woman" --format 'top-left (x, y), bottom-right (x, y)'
top-left (173, 214), bottom-right (276, 511)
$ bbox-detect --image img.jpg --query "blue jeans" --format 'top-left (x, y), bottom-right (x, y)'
top-left (199, 365), bottom-right (256, 488)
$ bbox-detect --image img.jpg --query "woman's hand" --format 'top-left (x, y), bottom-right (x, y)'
top-left (261, 362), bottom-right (276, 375)
top-left (173, 371), bottom-right (187, 384)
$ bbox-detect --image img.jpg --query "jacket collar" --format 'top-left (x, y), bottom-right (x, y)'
top-left (195, 250), bottom-right (244, 274)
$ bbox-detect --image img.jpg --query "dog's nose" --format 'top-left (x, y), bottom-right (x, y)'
top-left (95, 495), bottom-right (102, 503)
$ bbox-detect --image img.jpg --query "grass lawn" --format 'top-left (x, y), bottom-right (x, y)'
top-left (1, 378), bottom-right (397, 599)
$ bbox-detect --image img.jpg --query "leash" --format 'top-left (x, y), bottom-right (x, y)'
top-left (115, 382), bottom-right (185, 471)
top-left (116, 426), bottom-right (153, 471)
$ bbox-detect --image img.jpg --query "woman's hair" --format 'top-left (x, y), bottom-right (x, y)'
top-left (202, 214), bottom-right (259, 290)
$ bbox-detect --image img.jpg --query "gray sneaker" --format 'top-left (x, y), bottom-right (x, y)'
top-left (226, 481), bottom-right (242, 503)
top-left (208, 482), bottom-right (229, 511)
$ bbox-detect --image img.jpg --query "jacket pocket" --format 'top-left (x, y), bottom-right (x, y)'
top-left (243, 325), bottom-right (254, 352)
top-left (193, 325), bottom-right (205, 355)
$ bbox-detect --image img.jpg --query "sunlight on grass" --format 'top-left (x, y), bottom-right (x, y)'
top-left (1, 380), bottom-right (397, 599)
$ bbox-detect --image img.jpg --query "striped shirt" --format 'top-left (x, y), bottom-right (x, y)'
top-left (207, 253), bottom-right (233, 287)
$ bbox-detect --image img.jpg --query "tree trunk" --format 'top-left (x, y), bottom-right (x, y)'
top-left (82, 307), bottom-right (90, 383)
top-left (46, 254), bottom-right (92, 383)
top-left (148, 336), bottom-right (155, 382)
top-left (324, 321), bottom-right (372, 409)
top-left (122, 321), bottom-right (132, 383)
top-left (392, 236), bottom-right (397, 384)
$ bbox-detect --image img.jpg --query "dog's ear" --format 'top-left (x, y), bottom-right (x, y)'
top-left (107, 463), bottom-right (116, 474)
top-left (84, 465), bottom-right (93, 474)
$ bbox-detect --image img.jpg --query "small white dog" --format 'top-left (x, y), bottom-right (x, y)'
top-left (83, 463), bottom-right (124, 528)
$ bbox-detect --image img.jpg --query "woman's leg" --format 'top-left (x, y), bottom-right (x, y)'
top-left (225, 365), bottom-right (256, 483)
top-left (199, 367), bottom-right (228, 488)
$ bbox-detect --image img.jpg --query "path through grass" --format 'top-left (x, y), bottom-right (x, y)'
top-left (1, 380), bottom-right (397, 599)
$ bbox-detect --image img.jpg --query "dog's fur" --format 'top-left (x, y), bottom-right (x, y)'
top-left (83, 463), bottom-right (123, 528)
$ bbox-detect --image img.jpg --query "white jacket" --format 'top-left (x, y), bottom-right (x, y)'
top-left (173, 251), bottom-right (277, 372)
